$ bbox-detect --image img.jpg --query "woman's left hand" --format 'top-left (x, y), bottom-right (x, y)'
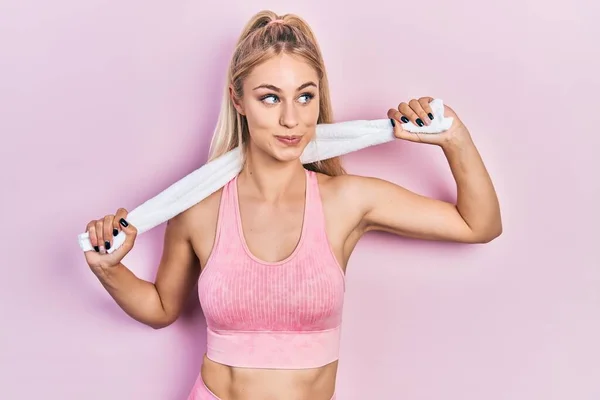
top-left (388, 96), bottom-right (471, 147)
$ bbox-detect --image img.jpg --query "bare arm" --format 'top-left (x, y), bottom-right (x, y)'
top-left (355, 135), bottom-right (502, 244)
top-left (88, 211), bottom-right (200, 329)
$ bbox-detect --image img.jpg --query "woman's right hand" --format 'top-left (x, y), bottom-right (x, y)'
top-left (84, 208), bottom-right (138, 273)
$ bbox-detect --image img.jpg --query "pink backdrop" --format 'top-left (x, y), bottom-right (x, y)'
top-left (1, 0), bottom-right (598, 399)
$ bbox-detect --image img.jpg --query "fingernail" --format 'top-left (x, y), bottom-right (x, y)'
top-left (119, 218), bottom-right (129, 227)
top-left (390, 118), bottom-right (395, 127)
top-left (94, 246), bottom-right (99, 252)
top-left (428, 113), bottom-right (434, 120)
top-left (105, 241), bottom-right (111, 250)
top-left (401, 116), bottom-right (409, 123)
top-left (113, 228), bottom-right (118, 236)
top-left (416, 118), bottom-right (424, 127)
top-left (99, 246), bottom-right (106, 255)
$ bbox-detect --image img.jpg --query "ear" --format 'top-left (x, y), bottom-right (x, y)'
top-left (229, 84), bottom-right (245, 116)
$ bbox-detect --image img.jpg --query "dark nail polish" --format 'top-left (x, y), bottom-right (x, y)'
top-left (416, 118), bottom-right (424, 127)
top-left (428, 113), bottom-right (434, 120)
top-left (119, 218), bottom-right (128, 227)
top-left (390, 118), bottom-right (395, 127)
top-left (113, 228), bottom-right (118, 236)
top-left (94, 246), bottom-right (99, 252)
top-left (401, 116), bottom-right (409, 123)
top-left (105, 241), bottom-right (111, 250)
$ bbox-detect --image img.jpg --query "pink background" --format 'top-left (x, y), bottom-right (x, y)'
top-left (1, 0), bottom-right (599, 399)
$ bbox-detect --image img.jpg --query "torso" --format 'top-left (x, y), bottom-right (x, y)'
top-left (182, 169), bottom-right (367, 400)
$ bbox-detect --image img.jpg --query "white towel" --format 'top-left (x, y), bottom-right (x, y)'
top-left (78, 98), bottom-right (453, 253)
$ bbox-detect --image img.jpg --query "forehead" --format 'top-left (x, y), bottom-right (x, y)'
top-left (245, 53), bottom-right (319, 90)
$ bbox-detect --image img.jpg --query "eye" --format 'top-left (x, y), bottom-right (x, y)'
top-left (298, 93), bottom-right (315, 104)
top-left (259, 92), bottom-right (315, 105)
top-left (261, 94), bottom-right (279, 104)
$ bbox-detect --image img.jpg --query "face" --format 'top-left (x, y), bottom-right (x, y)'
top-left (230, 53), bottom-right (320, 163)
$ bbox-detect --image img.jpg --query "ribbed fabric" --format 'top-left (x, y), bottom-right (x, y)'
top-left (197, 169), bottom-right (346, 369)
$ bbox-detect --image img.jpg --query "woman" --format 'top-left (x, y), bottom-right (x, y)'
top-left (83, 10), bottom-right (502, 400)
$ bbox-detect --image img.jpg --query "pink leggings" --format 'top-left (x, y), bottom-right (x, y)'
top-left (187, 373), bottom-right (336, 399)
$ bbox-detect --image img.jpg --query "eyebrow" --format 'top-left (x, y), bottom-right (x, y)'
top-left (252, 81), bottom-right (317, 92)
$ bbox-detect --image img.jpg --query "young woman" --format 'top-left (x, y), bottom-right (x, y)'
top-left (83, 10), bottom-right (502, 400)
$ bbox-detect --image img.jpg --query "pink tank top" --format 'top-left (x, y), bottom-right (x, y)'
top-left (197, 169), bottom-right (346, 369)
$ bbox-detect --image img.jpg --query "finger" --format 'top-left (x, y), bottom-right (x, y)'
top-left (118, 216), bottom-right (138, 249)
top-left (418, 97), bottom-right (435, 122)
top-left (86, 221), bottom-right (100, 252)
top-left (113, 208), bottom-right (128, 237)
top-left (387, 109), bottom-right (408, 139)
top-left (398, 102), bottom-right (420, 126)
top-left (387, 108), bottom-right (405, 125)
top-left (408, 99), bottom-right (429, 127)
top-left (393, 102), bottom-right (411, 124)
top-left (103, 215), bottom-right (115, 251)
top-left (388, 108), bottom-right (422, 142)
top-left (108, 216), bottom-right (137, 259)
top-left (95, 219), bottom-right (106, 254)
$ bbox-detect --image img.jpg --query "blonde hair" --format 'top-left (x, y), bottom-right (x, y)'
top-left (207, 10), bottom-right (345, 176)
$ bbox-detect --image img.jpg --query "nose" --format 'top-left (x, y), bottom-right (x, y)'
top-left (279, 101), bottom-right (299, 129)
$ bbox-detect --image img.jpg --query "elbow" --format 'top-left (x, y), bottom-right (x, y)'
top-left (474, 222), bottom-right (503, 244)
top-left (478, 231), bottom-right (501, 244)
top-left (149, 321), bottom-right (170, 330)
top-left (148, 319), bottom-right (175, 330)
top-left (147, 313), bottom-right (177, 330)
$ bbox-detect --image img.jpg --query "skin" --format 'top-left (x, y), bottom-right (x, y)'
top-left (84, 53), bottom-right (502, 399)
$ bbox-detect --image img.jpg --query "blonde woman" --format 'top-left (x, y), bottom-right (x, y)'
top-left (83, 10), bottom-right (502, 400)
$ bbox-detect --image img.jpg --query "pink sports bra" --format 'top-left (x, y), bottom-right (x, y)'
top-left (197, 169), bottom-right (346, 369)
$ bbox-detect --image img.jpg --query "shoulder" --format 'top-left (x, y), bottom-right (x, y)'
top-left (314, 171), bottom-right (411, 222)
top-left (313, 171), bottom-right (385, 222)
top-left (312, 171), bottom-right (393, 239)
top-left (166, 187), bottom-right (224, 239)
top-left (314, 172), bottom-right (382, 206)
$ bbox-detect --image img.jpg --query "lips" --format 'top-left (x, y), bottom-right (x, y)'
top-left (275, 135), bottom-right (302, 145)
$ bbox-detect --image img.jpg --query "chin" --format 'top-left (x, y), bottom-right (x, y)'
top-left (271, 147), bottom-right (305, 163)
top-left (269, 138), bottom-right (309, 163)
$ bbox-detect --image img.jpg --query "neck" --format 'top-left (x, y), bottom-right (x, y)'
top-left (239, 144), bottom-right (306, 203)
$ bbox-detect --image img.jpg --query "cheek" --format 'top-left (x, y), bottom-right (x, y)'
top-left (302, 98), bottom-right (320, 123)
top-left (244, 104), bottom-right (276, 145)
top-left (245, 102), bottom-right (277, 129)
top-left (301, 104), bottom-right (319, 138)
top-left (302, 106), bottom-right (318, 125)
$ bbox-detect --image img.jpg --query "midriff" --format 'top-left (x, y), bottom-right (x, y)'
top-left (200, 353), bottom-right (338, 400)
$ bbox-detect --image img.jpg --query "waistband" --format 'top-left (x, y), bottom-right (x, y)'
top-left (205, 326), bottom-right (342, 369)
